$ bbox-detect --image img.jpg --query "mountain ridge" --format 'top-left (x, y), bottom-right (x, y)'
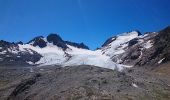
top-left (0, 26), bottom-right (170, 69)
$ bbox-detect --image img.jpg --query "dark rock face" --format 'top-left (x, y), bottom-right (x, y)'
top-left (47, 34), bottom-right (68, 50)
top-left (7, 73), bottom-right (41, 100)
top-left (118, 26), bottom-right (170, 68)
top-left (27, 34), bottom-right (89, 50)
top-left (47, 34), bottom-right (63, 43)
top-left (129, 49), bottom-right (141, 60)
top-left (128, 38), bottom-right (139, 47)
top-left (120, 45), bottom-right (142, 66)
top-left (0, 40), bottom-right (18, 54)
top-left (152, 26), bottom-right (170, 62)
top-left (28, 36), bottom-right (47, 48)
top-left (0, 52), bottom-right (41, 66)
top-left (79, 43), bottom-right (89, 49)
top-left (135, 30), bottom-right (142, 36)
top-left (0, 40), bottom-right (15, 48)
top-left (65, 41), bottom-right (89, 49)
top-left (102, 36), bottom-right (117, 47)
top-left (16, 41), bottom-right (23, 45)
top-left (46, 34), bottom-right (89, 50)
top-left (0, 40), bottom-right (42, 66)
top-left (135, 26), bottom-right (170, 66)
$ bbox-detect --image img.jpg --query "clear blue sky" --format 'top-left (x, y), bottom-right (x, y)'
top-left (0, 0), bottom-right (170, 49)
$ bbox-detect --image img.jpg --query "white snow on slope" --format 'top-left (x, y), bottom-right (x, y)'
top-left (142, 40), bottom-right (153, 49)
top-left (0, 50), bottom-right (7, 54)
top-left (158, 58), bottom-right (165, 64)
top-left (64, 45), bottom-right (131, 71)
top-left (18, 43), bottom-right (131, 71)
top-left (101, 31), bottom-right (139, 57)
top-left (17, 32), bottom-right (138, 71)
top-left (26, 61), bottom-right (34, 65)
top-left (132, 83), bottom-right (138, 88)
top-left (19, 43), bottom-right (68, 66)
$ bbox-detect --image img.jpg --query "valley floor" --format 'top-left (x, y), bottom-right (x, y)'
top-left (0, 64), bottom-right (170, 100)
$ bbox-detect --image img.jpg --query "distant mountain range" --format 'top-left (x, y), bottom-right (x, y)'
top-left (0, 26), bottom-right (170, 70)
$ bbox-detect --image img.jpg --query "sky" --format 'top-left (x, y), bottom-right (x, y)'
top-left (0, 0), bottom-right (170, 49)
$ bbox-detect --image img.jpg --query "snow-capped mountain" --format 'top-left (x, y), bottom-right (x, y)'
top-left (0, 33), bottom-right (130, 71)
top-left (100, 26), bottom-right (170, 68)
top-left (0, 40), bottom-right (42, 66)
top-left (0, 26), bottom-right (170, 70)
top-left (100, 31), bottom-right (141, 61)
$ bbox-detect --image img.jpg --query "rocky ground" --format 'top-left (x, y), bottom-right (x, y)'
top-left (0, 64), bottom-right (170, 100)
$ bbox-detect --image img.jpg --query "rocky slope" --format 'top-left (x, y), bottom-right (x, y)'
top-left (0, 40), bottom-right (41, 66)
top-left (0, 65), bottom-right (169, 100)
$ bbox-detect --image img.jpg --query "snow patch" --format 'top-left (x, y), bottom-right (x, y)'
top-left (6, 55), bottom-right (10, 57)
top-left (10, 59), bottom-right (14, 61)
top-left (101, 31), bottom-right (139, 57)
top-left (0, 50), bottom-right (7, 54)
top-left (132, 83), bottom-right (138, 88)
top-left (27, 61), bottom-right (34, 65)
top-left (30, 67), bottom-right (34, 73)
top-left (7, 47), bottom-right (19, 54)
top-left (158, 58), bottom-right (165, 64)
top-left (64, 45), bottom-right (132, 71)
top-left (11, 50), bottom-right (19, 54)
top-left (143, 40), bottom-right (153, 49)
top-left (139, 51), bottom-right (143, 59)
top-left (40, 69), bottom-right (44, 71)
top-left (36, 53), bottom-right (67, 66)
top-left (19, 43), bottom-right (68, 66)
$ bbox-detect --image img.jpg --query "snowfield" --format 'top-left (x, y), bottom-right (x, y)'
top-left (16, 32), bottom-right (140, 71)
top-left (19, 43), bottom-right (68, 66)
top-left (101, 31), bottom-right (139, 57)
top-left (64, 45), bottom-right (131, 71)
top-left (18, 43), bottom-right (131, 71)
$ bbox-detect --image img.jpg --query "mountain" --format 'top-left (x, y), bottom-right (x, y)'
top-left (0, 33), bottom-right (129, 71)
top-left (1, 26), bottom-right (170, 70)
top-left (1, 26), bottom-right (170, 100)
top-left (100, 31), bottom-right (141, 60)
top-left (99, 26), bottom-right (170, 69)
top-left (0, 40), bottom-right (42, 66)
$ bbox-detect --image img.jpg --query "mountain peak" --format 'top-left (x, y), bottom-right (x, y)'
top-left (47, 34), bottom-right (63, 43)
top-left (47, 33), bottom-right (68, 50)
top-left (159, 26), bottom-right (170, 33)
top-left (0, 40), bottom-right (14, 47)
top-left (65, 41), bottom-right (89, 49)
top-left (28, 36), bottom-right (47, 48)
top-left (102, 36), bottom-right (117, 47)
top-left (134, 30), bottom-right (142, 36)
top-left (119, 30), bottom-right (141, 37)
top-left (102, 31), bottom-right (140, 48)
